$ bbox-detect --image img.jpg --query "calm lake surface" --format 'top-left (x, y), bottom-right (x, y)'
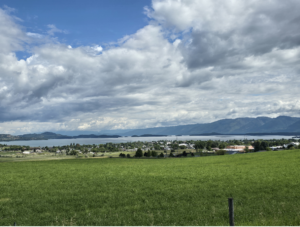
top-left (0, 135), bottom-right (295, 147)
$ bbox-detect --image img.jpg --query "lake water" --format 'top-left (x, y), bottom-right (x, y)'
top-left (0, 135), bottom-right (295, 147)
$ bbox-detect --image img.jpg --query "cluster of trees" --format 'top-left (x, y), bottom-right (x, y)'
top-left (135, 148), bottom-right (161, 158)
top-left (252, 141), bottom-right (270, 152)
top-left (131, 149), bottom-right (198, 158)
top-left (119, 153), bottom-right (131, 158)
top-left (0, 145), bottom-right (31, 151)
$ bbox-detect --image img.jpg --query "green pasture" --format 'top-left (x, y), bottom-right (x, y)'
top-left (0, 150), bottom-right (299, 226)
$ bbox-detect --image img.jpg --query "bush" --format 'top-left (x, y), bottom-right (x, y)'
top-left (169, 153), bottom-right (175, 157)
top-left (68, 150), bottom-right (78, 156)
top-left (119, 153), bottom-right (126, 158)
top-left (191, 152), bottom-right (195, 157)
top-left (182, 151), bottom-right (187, 157)
top-left (127, 154), bottom-right (131, 158)
top-left (216, 149), bottom-right (226, 155)
top-left (159, 152), bottom-right (164, 158)
top-left (266, 147), bottom-right (271, 151)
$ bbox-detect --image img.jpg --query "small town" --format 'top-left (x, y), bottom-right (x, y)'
top-left (1, 138), bottom-right (299, 159)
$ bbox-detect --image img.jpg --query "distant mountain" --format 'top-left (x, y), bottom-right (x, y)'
top-left (119, 116), bottom-right (300, 136)
top-left (0, 132), bottom-right (121, 142)
top-left (1, 116), bottom-right (299, 142)
top-left (50, 129), bottom-right (133, 136)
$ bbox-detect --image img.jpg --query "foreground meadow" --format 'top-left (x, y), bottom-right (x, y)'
top-left (0, 150), bottom-right (299, 226)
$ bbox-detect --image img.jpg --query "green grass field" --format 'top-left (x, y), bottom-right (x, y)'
top-left (0, 150), bottom-right (299, 226)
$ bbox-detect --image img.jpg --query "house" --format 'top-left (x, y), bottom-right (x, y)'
top-left (225, 145), bottom-right (254, 152)
top-left (269, 146), bottom-right (283, 150)
top-left (283, 142), bottom-right (299, 148)
top-left (30, 147), bottom-right (41, 152)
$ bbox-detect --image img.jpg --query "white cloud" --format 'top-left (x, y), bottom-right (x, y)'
top-left (26, 32), bottom-right (43, 39)
top-left (92, 45), bottom-right (103, 52)
top-left (1, 1), bottom-right (300, 134)
top-left (0, 8), bottom-right (26, 53)
top-left (47, 24), bottom-right (67, 36)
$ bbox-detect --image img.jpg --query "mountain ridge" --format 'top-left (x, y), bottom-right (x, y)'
top-left (1, 116), bottom-right (300, 141)
top-left (119, 116), bottom-right (300, 136)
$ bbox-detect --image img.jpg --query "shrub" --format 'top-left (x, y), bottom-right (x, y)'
top-left (216, 149), bottom-right (226, 155)
top-left (68, 150), bottom-right (78, 156)
top-left (127, 154), bottom-right (131, 158)
top-left (191, 152), bottom-right (195, 157)
top-left (266, 147), bottom-right (271, 151)
top-left (169, 153), bottom-right (175, 157)
top-left (182, 151), bottom-right (187, 157)
top-left (159, 152), bottom-right (164, 158)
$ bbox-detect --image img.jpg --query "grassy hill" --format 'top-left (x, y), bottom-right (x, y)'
top-left (0, 150), bottom-right (300, 225)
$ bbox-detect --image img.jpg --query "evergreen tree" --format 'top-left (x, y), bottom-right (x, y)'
top-left (135, 148), bottom-right (143, 157)
top-left (253, 141), bottom-right (261, 152)
top-left (151, 150), bottom-right (157, 157)
top-left (146, 150), bottom-right (151, 157)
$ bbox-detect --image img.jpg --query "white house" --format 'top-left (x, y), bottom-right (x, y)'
top-left (283, 142), bottom-right (299, 148)
top-left (269, 146), bottom-right (283, 150)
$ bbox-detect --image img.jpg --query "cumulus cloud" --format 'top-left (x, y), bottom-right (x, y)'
top-left (1, 1), bottom-right (300, 134)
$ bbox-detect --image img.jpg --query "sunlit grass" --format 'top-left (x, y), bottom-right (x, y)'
top-left (0, 150), bottom-right (299, 225)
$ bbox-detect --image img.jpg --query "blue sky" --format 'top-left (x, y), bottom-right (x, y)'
top-left (2, 0), bottom-right (151, 59)
top-left (0, 0), bottom-right (300, 134)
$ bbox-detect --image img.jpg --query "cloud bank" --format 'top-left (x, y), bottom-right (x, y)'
top-left (1, 1), bottom-right (300, 134)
